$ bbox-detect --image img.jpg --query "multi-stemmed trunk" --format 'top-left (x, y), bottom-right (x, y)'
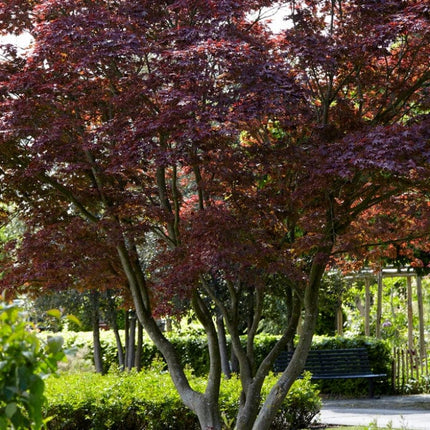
top-left (116, 228), bottom-right (330, 430)
top-left (251, 257), bottom-right (327, 430)
top-left (116, 241), bottom-right (223, 429)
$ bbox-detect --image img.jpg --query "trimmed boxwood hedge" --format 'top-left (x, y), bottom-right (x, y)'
top-left (44, 370), bottom-right (321, 430)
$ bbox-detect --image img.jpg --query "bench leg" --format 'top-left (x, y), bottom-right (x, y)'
top-left (368, 379), bottom-right (376, 398)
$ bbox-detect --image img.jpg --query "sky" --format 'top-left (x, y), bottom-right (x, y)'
top-left (258, 3), bottom-right (291, 31)
top-left (0, 32), bottom-right (33, 53)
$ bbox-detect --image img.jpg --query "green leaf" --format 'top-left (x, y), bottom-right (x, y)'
top-left (65, 314), bottom-right (82, 327)
top-left (46, 309), bottom-right (62, 319)
top-left (46, 335), bottom-right (64, 355)
top-left (5, 402), bottom-right (17, 418)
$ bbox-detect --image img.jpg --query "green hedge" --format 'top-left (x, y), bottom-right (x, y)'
top-left (55, 331), bottom-right (391, 395)
top-left (44, 371), bottom-right (197, 430)
top-left (54, 331), bottom-right (212, 375)
top-left (57, 332), bottom-right (280, 376)
top-left (44, 370), bottom-right (321, 430)
top-left (310, 335), bottom-right (392, 396)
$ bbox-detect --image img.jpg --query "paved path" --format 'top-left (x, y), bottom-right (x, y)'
top-left (315, 394), bottom-right (430, 429)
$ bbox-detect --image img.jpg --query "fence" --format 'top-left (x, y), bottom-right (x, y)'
top-left (392, 347), bottom-right (429, 393)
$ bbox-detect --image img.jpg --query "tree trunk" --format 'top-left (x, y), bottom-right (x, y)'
top-left (234, 292), bottom-right (302, 430)
top-left (230, 351), bottom-right (239, 374)
top-left (336, 305), bottom-right (343, 336)
top-left (90, 291), bottom-right (104, 374)
top-left (124, 309), bottom-right (130, 368)
top-left (135, 319), bottom-right (143, 371)
top-left (117, 239), bottom-right (223, 429)
top-left (113, 322), bottom-right (125, 370)
top-left (250, 257), bottom-right (327, 430)
top-left (126, 311), bottom-right (137, 370)
top-left (105, 290), bottom-right (125, 370)
top-left (216, 314), bottom-right (231, 379)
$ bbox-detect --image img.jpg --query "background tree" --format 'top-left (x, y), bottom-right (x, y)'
top-left (0, 1), bottom-right (429, 429)
top-left (28, 288), bottom-right (128, 371)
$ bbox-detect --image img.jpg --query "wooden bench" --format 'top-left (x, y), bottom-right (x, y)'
top-left (273, 347), bottom-right (386, 397)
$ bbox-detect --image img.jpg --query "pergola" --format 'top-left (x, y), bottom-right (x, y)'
top-left (340, 266), bottom-right (428, 390)
top-left (342, 266), bottom-right (427, 358)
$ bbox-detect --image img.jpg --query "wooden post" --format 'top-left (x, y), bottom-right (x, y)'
top-left (364, 277), bottom-right (371, 337)
top-left (392, 348), bottom-right (397, 392)
top-left (416, 275), bottom-right (426, 362)
top-left (407, 277), bottom-right (414, 352)
top-left (375, 272), bottom-right (383, 338)
top-left (336, 306), bottom-right (343, 336)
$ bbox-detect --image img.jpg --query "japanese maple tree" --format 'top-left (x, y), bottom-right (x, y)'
top-left (0, 1), bottom-right (429, 429)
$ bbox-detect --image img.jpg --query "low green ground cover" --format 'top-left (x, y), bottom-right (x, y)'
top-left (44, 368), bottom-right (321, 430)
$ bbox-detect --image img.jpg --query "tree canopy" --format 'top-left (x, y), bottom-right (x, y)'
top-left (0, 1), bottom-right (429, 429)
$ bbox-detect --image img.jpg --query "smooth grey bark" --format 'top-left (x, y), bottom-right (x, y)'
top-left (126, 311), bottom-right (137, 370)
top-left (251, 256), bottom-right (328, 430)
top-left (200, 274), bottom-right (305, 430)
top-left (216, 314), bottom-right (231, 379)
top-left (116, 241), bottom-right (223, 430)
top-left (230, 351), bottom-right (239, 374)
top-left (113, 322), bottom-right (125, 370)
top-left (234, 292), bottom-right (302, 430)
top-left (135, 320), bottom-right (143, 371)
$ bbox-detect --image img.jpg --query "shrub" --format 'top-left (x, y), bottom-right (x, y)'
top-left (0, 301), bottom-right (65, 429)
top-left (44, 330), bottom-right (392, 396)
top-left (311, 335), bottom-right (392, 396)
top-left (44, 371), bottom-right (198, 430)
top-left (44, 368), bottom-right (321, 429)
top-left (57, 345), bottom-right (95, 373)
top-left (218, 372), bottom-right (321, 430)
top-left (271, 372), bottom-right (321, 430)
top-left (43, 331), bottom-right (279, 376)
